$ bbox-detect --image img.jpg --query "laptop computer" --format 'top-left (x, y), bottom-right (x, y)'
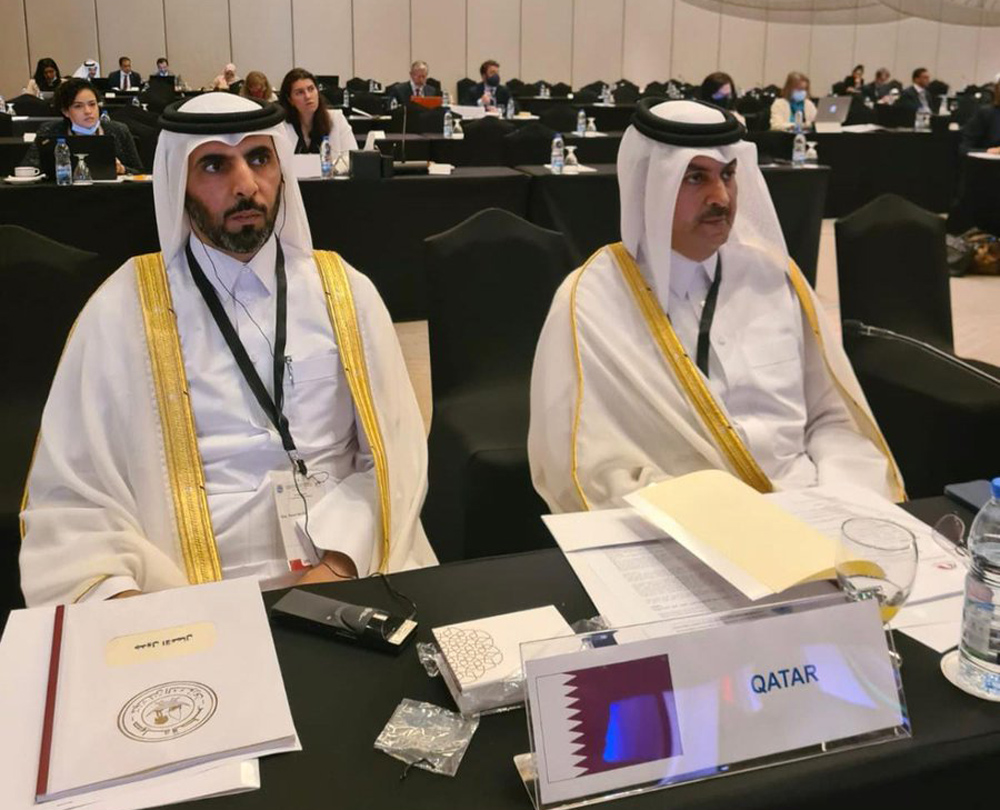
top-left (37, 135), bottom-right (117, 181)
top-left (815, 96), bottom-right (852, 124)
top-left (315, 75), bottom-right (339, 91)
top-left (91, 77), bottom-right (111, 93)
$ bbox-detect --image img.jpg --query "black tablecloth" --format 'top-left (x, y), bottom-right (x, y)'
top-left (948, 153), bottom-right (1000, 236)
top-left (158, 496), bottom-right (996, 810)
top-left (0, 136), bottom-right (29, 177)
top-left (516, 99), bottom-right (636, 131)
top-left (520, 164), bottom-right (830, 284)
top-left (12, 116), bottom-right (60, 136)
top-left (749, 129), bottom-right (960, 216)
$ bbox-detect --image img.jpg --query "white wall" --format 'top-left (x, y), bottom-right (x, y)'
top-left (3, 0), bottom-right (999, 99)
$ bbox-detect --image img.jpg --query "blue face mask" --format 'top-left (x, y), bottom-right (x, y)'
top-left (791, 89), bottom-right (808, 103)
top-left (71, 121), bottom-right (100, 135)
top-left (486, 73), bottom-right (500, 88)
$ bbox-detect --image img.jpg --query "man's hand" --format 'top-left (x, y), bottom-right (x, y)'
top-left (988, 146), bottom-right (1000, 155)
top-left (480, 92), bottom-right (493, 107)
top-left (115, 158), bottom-right (126, 175)
top-left (296, 551), bottom-right (358, 585)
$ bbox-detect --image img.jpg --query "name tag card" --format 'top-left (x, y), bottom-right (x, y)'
top-left (520, 595), bottom-right (907, 809)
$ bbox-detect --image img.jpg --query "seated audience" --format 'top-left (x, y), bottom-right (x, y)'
top-left (25, 57), bottom-right (61, 96)
top-left (864, 68), bottom-right (896, 102)
top-left (388, 60), bottom-right (440, 105)
top-left (240, 71), bottom-right (276, 102)
top-left (770, 72), bottom-right (817, 131)
top-left (899, 68), bottom-right (938, 113)
top-left (469, 59), bottom-right (510, 110)
top-left (108, 56), bottom-right (141, 91)
top-left (73, 59), bottom-right (100, 80)
top-left (278, 67), bottom-right (355, 155)
top-left (153, 57), bottom-right (172, 78)
top-left (843, 64), bottom-right (865, 94)
top-left (959, 79), bottom-right (1000, 156)
top-left (21, 78), bottom-right (143, 174)
top-left (211, 63), bottom-right (242, 93)
top-left (699, 72), bottom-right (737, 110)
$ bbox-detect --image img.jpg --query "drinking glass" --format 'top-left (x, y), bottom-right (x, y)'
top-left (836, 518), bottom-right (918, 624)
top-left (72, 153), bottom-right (93, 185)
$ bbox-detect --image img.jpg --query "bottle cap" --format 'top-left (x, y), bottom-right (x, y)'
top-left (992, 477), bottom-right (1000, 499)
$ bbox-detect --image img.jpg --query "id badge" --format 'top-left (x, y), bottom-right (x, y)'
top-left (269, 470), bottom-right (327, 571)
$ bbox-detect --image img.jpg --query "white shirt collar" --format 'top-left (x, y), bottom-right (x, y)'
top-left (187, 233), bottom-right (276, 299)
top-left (668, 250), bottom-right (719, 302)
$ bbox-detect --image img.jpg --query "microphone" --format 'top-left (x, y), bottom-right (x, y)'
top-left (842, 320), bottom-right (1000, 386)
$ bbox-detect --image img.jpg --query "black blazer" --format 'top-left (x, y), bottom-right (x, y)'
top-left (22, 118), bottom-right (144, 173)
top-left (959, 105), bottom-right (1000, 156)
top-left (899, 85), bottom-right (939, 113)
top-left (387, 81), bottom-right (440, 106)
top-left (465, 81), bottom-right (510, 108)
top-left (107, 70), bottom-right (141, 90)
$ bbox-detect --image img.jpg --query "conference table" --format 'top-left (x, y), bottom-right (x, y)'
top-left (160, 495), bottom-right (998, 810)
top-left (514, 98), bottom-right (637, 131)
top-left (948, 153), bottom-right (1000, 237)
top-left (0, 163), bottom-right (828, 321)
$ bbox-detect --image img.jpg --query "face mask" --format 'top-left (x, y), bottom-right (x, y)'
top-left (791, 89), bottom-right (807, 103)
top-left (486, 73), bottom-right (500, 88)
top-left (711, 84), bottom-right (732, 102)
top-left (71, 121), bottom-right (100, 135)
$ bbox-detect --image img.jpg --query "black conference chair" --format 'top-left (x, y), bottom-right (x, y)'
top-left (836, 195), bottom-right (1000, 496)
top-left (539, 104), bottom-right (580, 134)
top-left (457, 78), bottom-right (477, 105)
top-left (345, 77), bottom-right (370, 93)
top-left (642, 81), bottom-right (668, 99)
top-left (0, 226), bottom-right (108, 625)
top-left (551, 82), bottom-right (571, 98)
top-left (426, 77), bottom-right (442, 92)
top-left (579, 80), bottom-right (606, 96)
top-left (502, 121), bottom-right (557, 165)
top-left (613, 81), bottom-right (640, 104)
top-left (422, 209), bottom-right (573, 561)
top-left (7, 94), bottom-right (54, 117)
top-left (457, 116), bottom-right (515, 165)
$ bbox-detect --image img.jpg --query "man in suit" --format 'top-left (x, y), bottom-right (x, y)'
top-left (388, 61), bottom-right (439, 106)
top-left (108, 56), bottom-right (141, 91)
top-left (899, 68), bottom-right (938, 114)
top-left (468, 59), bottom-right (510, 111)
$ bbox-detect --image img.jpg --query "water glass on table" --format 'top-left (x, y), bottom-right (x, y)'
top-left (835, 517), bottom-right (918, 624)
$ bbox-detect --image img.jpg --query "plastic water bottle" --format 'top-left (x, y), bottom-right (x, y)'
top-left (576, 109), bottom-right (587, 136)
top-left (100, 110), bottom-right (111, 128)
top-left (793, 109), bottom-right (804, 135)
top-left (319, 136), bottom-right (333, 179)
top-left (792, 133), bottom-right (807, 167)
top-left (958, 478), bottom-right (1000, 698)
top-left (343, 88), bottom-right (351, 109)
top-left (55, 138), bottom-right (72, 186)
top-left (506, 98), bottom-right (515, 120)
top-left (550, 132), bottom-right (565, 174)
top-left (441, 89), bottom-right (451, 108)
top-left (916, 109), bottom-right (930, 132)
top-left (132, 94), bottom-right (141, 107)
top-left (0, 95), bottom-right (6, 113)
top-left (443, 110), bottom-right (454, 138)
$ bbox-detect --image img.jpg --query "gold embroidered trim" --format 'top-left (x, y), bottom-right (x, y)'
top-left (787, 262), bottom-right (907, 502)
top-left (609, 243), bottom-right (774, 493)
top-left (313, 251), bottom-right (392, 572)
top-left (135, 253), bottom-right (222, 584)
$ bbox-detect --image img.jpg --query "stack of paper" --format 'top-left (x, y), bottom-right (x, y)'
top-left (0, 578), bottom-right (300, 810)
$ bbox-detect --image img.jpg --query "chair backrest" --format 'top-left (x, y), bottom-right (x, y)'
top-left (502, 121), bottom-right (557, 165)
top-left (0, 111), bottom-right (13, 137)
top-left (539, 104), bottom-right (580, 133)
top-left (9, 94), bottom-right (54, 117)
top-left (424, 209), bottom-right (572, 399)
top-left (835, 193), bottom-right (954, 351)
top-left (426, 77), bottom-right (441, 90)
top-left (457, 77), bottom-right (477, 105)
top-left (551, 82), bottom-right (571, 98)
top-left (345, 76), bottom-right (369, 92)
top-left (459, 116), bottom-right (515, 165)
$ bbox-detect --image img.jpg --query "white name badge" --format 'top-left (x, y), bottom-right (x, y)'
top-left (522, 596), bottom-right (906, 808)
top-left (268, 470), bottom-right (326, 571)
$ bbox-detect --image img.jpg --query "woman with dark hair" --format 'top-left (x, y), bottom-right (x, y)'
top-left (278, 67), bottom-right (355, 155)
top-left (21, 78), bottom-right (143, 174)
top-left (843, 64), bottom-right (864, 94)
top-left (26, 57), bottom-right (62, 96)
top-left (959, 79), bottom-right (1000, 156)
top-left (699, 71), bottom-right (737, 109)
top-left (770, 71), bottom-right (817, 131)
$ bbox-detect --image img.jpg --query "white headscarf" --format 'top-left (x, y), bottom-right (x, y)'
top-left (153, 92), bottom-right (313, 268)
top-left (72, 59), bottom-right (100, 79)
top-left (617, 99), bottom-right (789, 294)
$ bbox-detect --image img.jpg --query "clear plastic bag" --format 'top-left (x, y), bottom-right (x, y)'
top-left (374, 698), bottom-right (479, 777)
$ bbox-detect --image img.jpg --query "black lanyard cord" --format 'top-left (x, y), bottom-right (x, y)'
top-left (185, 239), bottom-right (306, 476)
top-left (696, 255), bottom-right (722, 378)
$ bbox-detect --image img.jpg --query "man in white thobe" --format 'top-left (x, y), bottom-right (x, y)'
top-left (529, 98), bottom-right (905, 513)
top-left (21, 94), bottom-right (436, 605)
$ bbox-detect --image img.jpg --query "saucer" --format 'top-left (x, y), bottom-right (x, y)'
top-left (4, 173), bottom-right (45, 184)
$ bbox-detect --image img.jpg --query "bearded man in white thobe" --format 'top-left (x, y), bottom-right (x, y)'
top-left (529, 99), bottom-right (905, 513)
top-left (21, 94), bottom-right (436, 605)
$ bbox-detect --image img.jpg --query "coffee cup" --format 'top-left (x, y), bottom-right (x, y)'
top-left (13, 166), bottom-right (40, 178)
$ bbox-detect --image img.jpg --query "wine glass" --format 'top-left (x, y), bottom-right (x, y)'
top-left (563, 145), bottom-right (579, 174)
top-left (836, 518), bottom-right (918, 625)
top-left (586, 117), bottom-right (597, 134)
top-left (72, 153), bottom-right (93, 185)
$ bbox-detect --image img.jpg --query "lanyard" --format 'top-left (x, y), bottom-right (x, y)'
top-left (185, 240), bottom-right (306, 475)
top-left (696, 255), bottom-right (722, 377)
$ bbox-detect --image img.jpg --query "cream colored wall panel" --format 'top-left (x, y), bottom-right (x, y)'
top-left (671, 0), bottom-right (720, 84)
top-left (623, 0), bottom-right (674, 86)
top-left (164, 0), bottom-right (230, 89)
top-left (719, 14), bottom-right (766, 90)
top-left (976, 27), bottom-right (1000, 84)
top-left (894, 16), bottom-right (938, 79)
top-left (854, 22), bottom-right (898, 84)
top-left (292, 0), bottom-right (353, 80)
top-left (0, 0), bottom-right (30, 98)
top-left (467, 0), bottom-right (520, 81)
top-left (572, 0), bottom-right (624, 86)
top-left (230, 0), bottom-right (292, 91)
top-left (520, 0), bottom-right (571, 83)
top-left (412, 0), bottom-right (466, 94)
top-left (936, 22), bottom-right (979, 89)
top-left (354, 0), bottom-right (409, 83)
top-left (809, 24), bottom-right (854, 96)
top-left (25, 0), bottom-right (98, 75)
top-left (96, 0), bottom-right (166, 81)
top-left (763, 21), bottom-right (812, 88)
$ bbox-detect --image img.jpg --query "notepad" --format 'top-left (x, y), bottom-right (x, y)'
top-left (624, 470), bottom-right (842, 600)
